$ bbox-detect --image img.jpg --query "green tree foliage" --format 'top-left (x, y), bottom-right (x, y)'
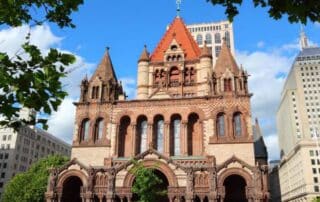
top-left (130, 160), bottom-right (166, 202)
top-left (1, 155), bottom-right (69, 202)
top-left (312, 198), bottom-right (320, 202)
top-left (207, 0), bottom-right (320, 24)
top-left (0, 0), bottom-right (83, 130)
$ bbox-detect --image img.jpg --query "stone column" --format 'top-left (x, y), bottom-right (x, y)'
top-left (181, 121), bottom-right (188, 155)
top-left (114, 124), bottom-right (120, 157)
top-left (185, 168), bottom-right (194, 202)
top-left (164, 121), bottom-right (170, 156)
top-left (131, 124), bottom-right (137, 155)
top-left (199, 121), bottom-right (204, 155)
top-left (147, 123), bottom-right (153, 149)
top-left (106, 170), bottom-right (115, 202)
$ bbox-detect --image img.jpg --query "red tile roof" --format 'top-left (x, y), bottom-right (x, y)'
top-left (150, 17), bottom-right (201, 62)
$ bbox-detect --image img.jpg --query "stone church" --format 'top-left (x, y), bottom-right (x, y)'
top-left (46, 17), bottom-right (269, 202)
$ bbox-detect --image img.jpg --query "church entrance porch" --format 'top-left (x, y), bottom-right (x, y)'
top-left (130, 169), bottom-right (169, 202)
top-left (61, 176), bottom-right (83, 202)
top-left (223, 175), bottom-right (247, 202)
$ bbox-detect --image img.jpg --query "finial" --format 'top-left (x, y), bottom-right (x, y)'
top-left (300, 23), bottom-right (304, 33)
top-left (299, 24), bottom-right (309, 50)
top-left (176, 0), bottom-right (182, 17)
top-left (106, 46), bottom-right (110, 51)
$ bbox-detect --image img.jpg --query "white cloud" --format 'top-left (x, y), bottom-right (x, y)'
top-left (0, 25), bottom-right (61, 56)
top-left (315, 22), bottom-right (320, 28)
top-left (47, 98), bottom-right (76, 143)
top-left (236, 41), bottom-right (300, 161)
top-left (119, 77), bottom-right (136, 99)
top-left (264, 134), bottom-right (280, 161)
top-left (0, 25), bottom-right (94, 143)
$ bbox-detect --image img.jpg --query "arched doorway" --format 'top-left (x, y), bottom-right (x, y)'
top-left (132, 169), bottom-right (169, 202)
top-left (223, 175), bottom-right (247, 202)
top-left (61, 176), bottom-right (83, 202)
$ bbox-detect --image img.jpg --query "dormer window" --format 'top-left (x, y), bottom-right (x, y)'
top-left (171, 45), bottom-right (178, 51)
top-left (224, 78), bottom-right (232, 92)
top-left (91, 86), bottom-right (100, 99)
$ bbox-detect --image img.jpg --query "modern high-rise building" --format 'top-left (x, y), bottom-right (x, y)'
top-left (0, 108), bottom-right (71, 199)
top-left (277, 30), bottom-right (320, 201)
top-left (186, 20), bottom-right (235, 65)
top-left (45, 16), bottom-right (268, 202)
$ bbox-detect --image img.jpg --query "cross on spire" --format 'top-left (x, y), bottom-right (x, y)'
top-left (176, 0), bottom-right (182, 17)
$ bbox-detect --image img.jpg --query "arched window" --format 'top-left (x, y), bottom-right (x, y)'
top-left (215, 33), bottom-right (221, 44)
top-left (91, 86), bottom-right (100, 99)
top-left (187, 113), bottom-right (201, 156)
top-left (216, 113), bottom-right (225, 137)
top-left (153, 115), bottom-right (164, 153)
top-left (205, 33), bottom-right (212, 44)
top-left (170, 115), bottom-right (181, 156)
top-left (94, 118), bottom-right (104, 141)
top-left (224, 78), bottom-right (232, 92)
top-left (172, 55), bottom-right (177, 61)
top-left (233, 113), bottom-right (242, 136)
top-left (171, 45), bottom-right (178, 51)
top-left (136, 116), bottom-right (148, 154)
top-left (80, 119), bottom-right (90, 141)
top-left (169, 67), bottom-right (180, 86)
top-left (118, 116), bottom-right (131, 157)
top-left (196, 34), bottom-right (203, 45)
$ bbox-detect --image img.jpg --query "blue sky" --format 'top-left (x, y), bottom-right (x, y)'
top-left (51, 0), bottom-right (319, 72)
top-left (1, 1), bottom-right (319, 160)
top-left (47, 1), bottom-right (320, 160)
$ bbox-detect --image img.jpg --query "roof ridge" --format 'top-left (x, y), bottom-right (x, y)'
top-left (150, 17), bottom-right (201, 62)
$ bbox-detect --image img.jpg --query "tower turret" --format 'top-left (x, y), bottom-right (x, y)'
top-left (198, 42), bottom-right (213, 96)
top-left (213, 40), bottom-right (248, 95)
top-left (137, 45), bottom-right (150, 99)
top-left (84, 48), bottom-right (125, 103)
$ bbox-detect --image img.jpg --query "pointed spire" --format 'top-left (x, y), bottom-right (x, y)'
top-left (299, 25), bottom-right (309, 50)
top-left (138, 45), bottom-right (150, 63)
top-left (81, 74), bottom-right (88, 83)
top-left (90, 47), bottom-right (117, 82)
top-left (200, 41), bottom-right (212, 58)
top-left (214, 39), bottom-right (239, 75)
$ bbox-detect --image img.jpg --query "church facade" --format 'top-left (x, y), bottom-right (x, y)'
top-left (46, 17), bottom-right (269, 202)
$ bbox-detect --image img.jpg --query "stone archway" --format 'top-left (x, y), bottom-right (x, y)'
top-left (123, 159), bottom-right (178, 187)
top-left (61, 176), bottom-right (83, 202)
top-left (123, 160), bottom-right (178, 202)
top-left (223, 175), bottom-right (247, 202)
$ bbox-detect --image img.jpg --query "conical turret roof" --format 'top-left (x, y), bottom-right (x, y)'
top-left (90, 48), bottom-right (117, 82)
top-left (214, 40), bottom-right (239, 75)
top-left (138, 45), bottom-right (150, 62)
top-left (200, 42), bottom-right (212, 58)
